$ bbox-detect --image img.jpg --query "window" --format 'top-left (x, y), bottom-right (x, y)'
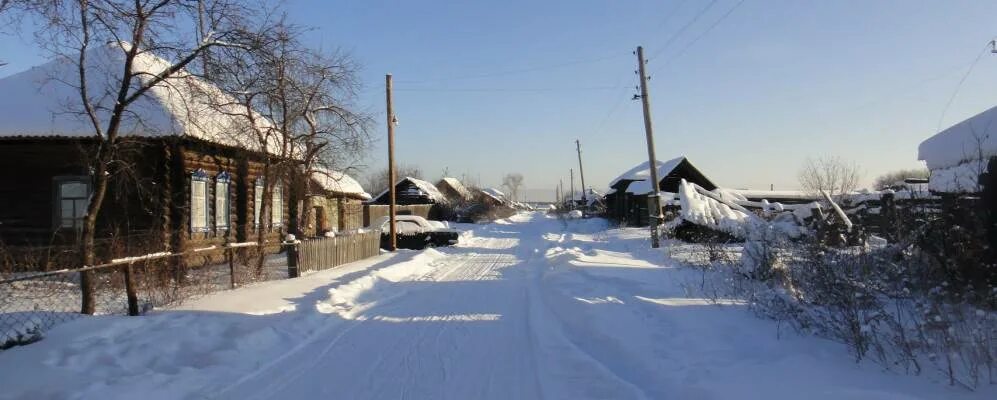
top-left (191, 169), bottom-right (209, 232)
top-left (254, 177), bottom-right (264, 228)
top-left (55, 177), bottom-right (90, 230)
top-left (215, 172), bottom-right (231, 231)
top-left (271, 180), bottom-right (283, 227)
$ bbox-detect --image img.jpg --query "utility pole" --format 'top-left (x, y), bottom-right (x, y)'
top-left (559, 179), bottom-right (564, 205)
top-left (575, 139), bottom-right (588, 207)
top-left (636, 46), bottom-right (661, 248)
top-left (569, 168), bottom-right (575, 208)
top-left (386, 74), bottom-right (397, 251)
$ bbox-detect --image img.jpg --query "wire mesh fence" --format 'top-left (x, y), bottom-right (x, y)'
top-left (0, 243), bottom-right (289, 350)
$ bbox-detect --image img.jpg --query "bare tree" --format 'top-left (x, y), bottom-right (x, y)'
top-left (872, 168), bottom-right (929, 190)
top-left (798, 156), bottom-right (862, 199)
top-left (12, 0), bottom-right (260, 314)
top-left (502, 173), bottom-right (524, 202)
top-left (366, 164), bottom-right (423, 195)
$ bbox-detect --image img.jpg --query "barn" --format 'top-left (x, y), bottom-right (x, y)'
top-left (604, 156), bottom-right (716, 226)
top-left (365, 177), bottom-right (448, 224)
top-left (436, 177), bottom-right (474, 205)
top-left (918, 105), bottom-right (997, 194)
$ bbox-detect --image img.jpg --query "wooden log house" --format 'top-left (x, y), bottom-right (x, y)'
top-left (0, 44), bottom-right (292, 266)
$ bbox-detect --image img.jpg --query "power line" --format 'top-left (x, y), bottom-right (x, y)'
top-left (652, 0), bottom-right (691, 32)
top-left (392, 51), bottom-right (627, 85)
top-left (936, 39), bottom-right (995, 131)
top-left (653, 0), bottom-right (748, 73)
top-left (647, 0), bottom-right (719, 61)
top-left (392, 85), bottom-right (628, 93)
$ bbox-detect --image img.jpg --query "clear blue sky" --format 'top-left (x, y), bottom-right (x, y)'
top-left (4, 1), bottom-right (997, 201)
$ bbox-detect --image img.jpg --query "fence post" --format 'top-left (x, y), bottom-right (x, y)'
top-left (285, 234), bottom-right (300, 278)
top-left (228, 246), bottom-right (236, 289)
top-left (123, 262), bottom-right (139, 316)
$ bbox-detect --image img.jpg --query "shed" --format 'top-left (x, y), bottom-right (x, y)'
top-left (307, 167), bottom-right (371, 236)
top-left (436, 177), bottom-right (474, 204)
top-left (605, 156), bottom-right (716, 226)
top-left (918, 105), bottom-right (997, 194)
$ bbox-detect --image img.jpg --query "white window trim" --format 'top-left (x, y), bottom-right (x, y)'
top-left (191, 170), bottom-right (209, 233)
top-left (271, 180), bottom-right (283, 227)
top-left (254, 177), bottom-right (264, 229)
top-left (215, 172), bottom-right (231, 231)
top-left (53, 176), bottom-right (90, 230)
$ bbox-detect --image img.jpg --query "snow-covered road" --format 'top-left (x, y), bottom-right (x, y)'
top-left (0, 213), bottom-right (991, 399)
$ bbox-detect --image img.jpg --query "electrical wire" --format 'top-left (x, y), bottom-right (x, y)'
top-left (647, 0), bottom-right (719, 61)
top-left (392, 85), bottom-right (628, 93)
top-left (935, 40), bottom-right (994, 131)
top-left (653, 0), bottom-right (747, 73)
top-left (392, 51), bottom-right (627, 85)
top-left (652, 0), bottom-right (691, 33)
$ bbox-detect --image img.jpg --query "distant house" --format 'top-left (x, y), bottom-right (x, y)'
top-left (370, 177), bottom-right (448, 205)
top-left (306, 167), bottom-right (371, 236)
top-left (0, 44), bottom-right (290, 260)
top-left (918, 105), bottom-right (997, 194)
top-left (365, 177), bottom-right (448, 224)
top-left (720, 189), bottom-right (821, 205)
top-left (604, 156), bottom-right (716, 226)
top-left (436, 177), bottom-right (474, 204)
top-left (477, 187), bottom-right (507, 207)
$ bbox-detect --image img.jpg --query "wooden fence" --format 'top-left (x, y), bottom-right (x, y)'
top-left (295, 230), bottom-right (381, 274)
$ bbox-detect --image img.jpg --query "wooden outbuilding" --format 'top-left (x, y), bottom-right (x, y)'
top-left (305, 167), bottom-right (371, 237)
top-left (605, 156), bottom-right (716, 226)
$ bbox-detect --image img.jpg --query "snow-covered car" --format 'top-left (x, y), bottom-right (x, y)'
top-left (373, 215), bottom-right (459, 250)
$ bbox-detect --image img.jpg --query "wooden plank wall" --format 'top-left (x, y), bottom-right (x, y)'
top-left (297, 230), bottom-right (381, 273)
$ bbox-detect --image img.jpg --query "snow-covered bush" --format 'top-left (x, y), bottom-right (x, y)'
top-left (681, 227), bottom-right (995, 389)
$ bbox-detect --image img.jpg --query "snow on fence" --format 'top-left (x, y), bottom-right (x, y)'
top-left (294, 230), bottom-right (381, 274)
top-left (1, 230), bottom-right (384, 351)
top-left (0, 243), bottom-right (280, 350)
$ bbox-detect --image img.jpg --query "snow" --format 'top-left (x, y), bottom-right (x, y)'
top-left (439, 177), bottom-right (474, 201)
top-left (926, 159), bottom-right (989, 193)
top-left (479, 187), bottom-right (507, 203)
top-left (722, 188), bottom-right (822, 201)
top-left (677, 180), bottom-right (758, 238)
top-left (0, 42), bottom-right (283, 155)
top-left (918, 105), bottom-right (997, 170)
top-left (608, 156), bottom-right (685, 190)
top-left (0, 213), bottom-right (990, 399)
top-left (310, 167), bottom-right (371, 200)
top-left (372, 177), bottom-right (448, 204)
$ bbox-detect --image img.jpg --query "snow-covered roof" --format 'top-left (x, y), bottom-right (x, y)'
top-left (919, 105), bottom-right (997, 170)
top-left (720, 189), bottom-right (822, 201)
top-left (609, 156), bottom-right (686, 188)
top-left (479, 187), bottom-right (506, 203)
top-left (0, 42), bottom-right (283, 155)
top-left (311, 167), bottom-right (371, 200)
top-left (437, 177), bottom-right (473, 201)
top-left (372, 177), bottom-right (448, 204)
top-left (917, 105), bottom-right (996, 193)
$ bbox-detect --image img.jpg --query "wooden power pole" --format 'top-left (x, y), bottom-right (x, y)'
top-left (569, 168), bottom-right (575, 208)
top-left (575, 139), bottom-right (588, 206)
top-left (636, 46), bottom-right (661, 248)
top-left (386, 74), bottom-right (397, 251)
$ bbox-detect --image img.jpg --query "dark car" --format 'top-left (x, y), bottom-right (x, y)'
top-left (374, 215), bottom-right (460, 250)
